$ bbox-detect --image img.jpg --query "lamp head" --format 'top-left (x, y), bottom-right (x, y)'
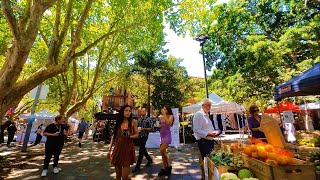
top-left (195, 34), bottom-right (210, 42)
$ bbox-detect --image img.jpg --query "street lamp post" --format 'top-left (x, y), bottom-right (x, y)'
top-left (195, 34), bottom-right (210, 98)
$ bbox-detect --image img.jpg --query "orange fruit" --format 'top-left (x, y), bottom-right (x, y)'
top-left (285, 156), bottom-right (294, 165)
top-left (250, 145), bottom-right (258, 152)
top-left (267, 152), bottom-right (278, 160)
top-left (257, 145), bottom-right (266, 152)
top-left (231, 143), bottom-right (238, 150)
top-left (264, 144), bottom-right (274, 152)
top-left (243, 147), bottom-right (252, 156)
top-left (257, 150), bottom-right (268, 160)
top-left (252, 152), bottom-right (258, 159)
top-left (277, 156), bottom-right (288, 165)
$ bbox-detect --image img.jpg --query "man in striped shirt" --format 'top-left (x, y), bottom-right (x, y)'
top-left (132, 107), bottom-right (153, 173)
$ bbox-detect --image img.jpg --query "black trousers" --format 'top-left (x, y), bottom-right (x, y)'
top-left (34, 134), bottom-right (42, 145)
top-left (7, 133), bottom-right (15, 145)
top-left (197, 138), bottom-right (214, 160)
top-left (43, 145), bottom-right (63, 170)
top-left (0, 131), bottom-right (4, 144)
top-left (135, 136), bottom-right (152, 169)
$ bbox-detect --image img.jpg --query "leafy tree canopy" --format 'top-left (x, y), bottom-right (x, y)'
top-left (166, 0), bottom-right (320, 108)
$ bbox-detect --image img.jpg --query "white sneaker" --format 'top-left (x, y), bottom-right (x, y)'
top-left (41, 169), bottom-right (48, 177)
top-left (53, 167), bottom-right (59, 174)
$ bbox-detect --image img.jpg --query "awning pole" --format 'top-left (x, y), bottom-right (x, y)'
top-left (276, 101), bottom-right (283, 127)
top-left (182, 111), bottom-right (185, 144)
top-left (304, 98), bottom-right (309, 130)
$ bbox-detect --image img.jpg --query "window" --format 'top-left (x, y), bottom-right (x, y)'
top-left (108, 98), bottom-right (114, 106)
top-left (119, 98), bottom-right (124, 106)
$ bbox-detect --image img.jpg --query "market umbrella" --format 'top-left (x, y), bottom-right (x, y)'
top-left (264, 101), bottom-right (300, 113)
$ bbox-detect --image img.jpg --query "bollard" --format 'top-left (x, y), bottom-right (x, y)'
top-left (19, 129), bottom-right (25, 145)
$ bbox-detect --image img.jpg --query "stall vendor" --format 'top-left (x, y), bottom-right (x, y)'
top-left (247, 105), bottom-right (266, 139)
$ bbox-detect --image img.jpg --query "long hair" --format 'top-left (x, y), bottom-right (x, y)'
top-left (113, 105), bottom-right (133, 139)
top-left (163, 105), bottom-right (174, 126)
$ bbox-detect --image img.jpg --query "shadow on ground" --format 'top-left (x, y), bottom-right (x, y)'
top-left (0, 139), bottom-right (201, 180)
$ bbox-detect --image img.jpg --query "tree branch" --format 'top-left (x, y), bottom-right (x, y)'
top-left (2, 0), bottom-right (20, 41)
top-left (39, 30), bottom-right (49, 47)
top-left (24, 0), bottom-right (57, 46)
top-left (73, 21), bottom-right (144, 58)
top-left (55, 76), bottom-right (64, 102)
top-left (58, 0), bottom-right (73, 43)
top-left (73, 0), bottom-right (94, 40)
top-left (18, 0), bottom-right (32, 31)
top-left (59, 0), bottom-right (94, 69)
top-left (14, 100), bottom-right (33, 116)
top-left (54, 0), bottom-right (61, 39)
top-left (59, 60), bottom-right (77, 115)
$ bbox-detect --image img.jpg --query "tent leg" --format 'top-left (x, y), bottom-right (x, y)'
top-left (276, 101), bottom-right (283, 127)
top-left (183, 121), bottom-right (185, 144)
top-left (236, 114), bottom-right (241, 145)
top-left (304, 98), bottom-right (309, 131)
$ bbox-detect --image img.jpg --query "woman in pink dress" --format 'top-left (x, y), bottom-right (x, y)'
top-left (158, 105), bottom-right (174, 176)
top-left (107, 105), bottom-right (139, 180)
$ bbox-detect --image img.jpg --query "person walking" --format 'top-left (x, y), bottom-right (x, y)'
top-left (157, 105), bottom-right (174, 177)
top-left (34, 124), bottom-right (43, 145)
top-left (7, 121), bottom-right (17, 146)
top-left (107, 105), bottom-right (138, 180)
top-left (103, 121), bottom-right (111, 144)
top-left (132, 107), bottom-right (153, 173)
top-left (77, 118), bottom-right (88, 148)
top-left (0, 118), bottom-right (12, 144)
top-left (193, 98), bottom-right (221, 180)
top-left (41, 115), bottom-right (67, 177)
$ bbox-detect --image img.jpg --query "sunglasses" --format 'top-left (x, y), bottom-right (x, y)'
top-left (253, 109), bottom-right (260, 112)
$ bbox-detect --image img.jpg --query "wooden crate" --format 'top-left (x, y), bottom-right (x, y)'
top-left (207, 158), bottom-right (239, 180)
top-left (295, 146), bottom-right (320, 161)
top-left (241, 153), bottom-right (316, 180)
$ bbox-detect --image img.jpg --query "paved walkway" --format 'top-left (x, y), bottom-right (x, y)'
top-left (0, 139), bottom-right (202, 180)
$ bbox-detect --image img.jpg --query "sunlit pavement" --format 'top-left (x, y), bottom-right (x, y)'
top-left (0, 138), bottom-right (202, 180)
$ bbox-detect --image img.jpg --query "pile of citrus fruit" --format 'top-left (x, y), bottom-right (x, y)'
top-left (243, 138), bottom-right (295, 165)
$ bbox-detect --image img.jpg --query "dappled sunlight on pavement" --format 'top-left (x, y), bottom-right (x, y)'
top-left (1, 139), bottom-right (201, 179)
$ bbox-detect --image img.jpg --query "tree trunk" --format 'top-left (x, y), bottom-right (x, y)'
top-left (0, 0), bottom-right (94, 120)
top-left (66, 92), bottom-right (92, 119)
top-left (147, 72), bottom-right (151, 117)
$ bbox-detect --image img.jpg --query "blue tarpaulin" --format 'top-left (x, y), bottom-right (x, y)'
top-left (274, 63), bottom-right (320, 101)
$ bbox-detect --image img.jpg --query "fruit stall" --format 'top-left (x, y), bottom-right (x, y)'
top-left (206, 114), bottom-right (317, 180)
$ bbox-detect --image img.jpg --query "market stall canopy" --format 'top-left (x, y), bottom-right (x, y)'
top-left (68, 117), bottom-right (79, 123)
top-left (274, 62), bottom-right (320, 101)
top-left (182, 93), bottom-right (225, 114)
top-left (264, 101), bottom-right (300, 113)
top-left (211, 101), bottom-right (245, 114)
top-left (19, 110), bottom-right (58, 120)
top-left (300, 101), bottom-right (320, 110)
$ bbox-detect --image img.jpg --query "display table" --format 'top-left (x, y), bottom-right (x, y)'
top-left (146, 132), bottom-right (160, 148)
top-left (214, 134), bottom-right (248, 141)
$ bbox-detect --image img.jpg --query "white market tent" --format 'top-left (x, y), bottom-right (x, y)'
top-left (182, 93), bottom-right (225, 113)
top-left (19, 110), bottom-right (58, 120)
top-left (68, 117), bottom-right (79, 132)
top-left (211, 101), bottom-right (245, 114)
top-left (18, 110), bottom-right (58, 142)
top-left (300, 101), bottom-right (320, 110)
top-left (181, 93), bottom-right (246, 144)
top-left (182, 93), bottom-right (245, 114)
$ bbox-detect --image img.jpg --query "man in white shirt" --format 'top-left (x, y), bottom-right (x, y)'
top-left (193, 98), bottom-right (220, 179)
